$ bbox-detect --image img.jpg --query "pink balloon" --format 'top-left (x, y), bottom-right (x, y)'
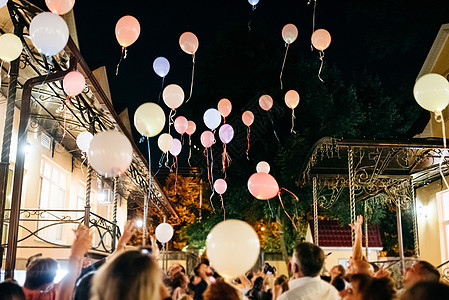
top-left (214, 179), bottom-right (227, 195)
top-left (259, 95), bottom-right (273, 111)
top-left (45, 0), bottom-right (75, 15)
top-left (219, 124), bottom-right (234, 144)
top-left (63, 71), bottom-right (85, 97)
top-left (179, 32), bottom-right (199, 54)
top-left (242, 111), bottom-right (254, 127)
top-left (217, 98), bottom-right (232, 118)
top-left (285, 90), bottom-right (300, 109)
top-left (247, 173), bottom-right (279, 200)
top-left (174, 116), bottom-right (188, 135)
top-left (311, 29), bottom-right (331, 51)
top-left (170, 138), bottom-right (182, 157)
top-left (201, 131), bottom-right (215, 148)
top-left (186, 121), bottom-right (196, 136)
top-left (115, 16), bottom-right (140, 48)
top-left (282, 24), bottom-right (298, 44)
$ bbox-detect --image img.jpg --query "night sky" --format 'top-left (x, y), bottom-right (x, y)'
top-left (40, 0), bottom-right (449, 168)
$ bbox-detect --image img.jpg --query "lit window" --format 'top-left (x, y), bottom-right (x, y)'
top-left (38, 160), bottom-right (67, 242)
top-left (438, 191), bottom-right (449, 262)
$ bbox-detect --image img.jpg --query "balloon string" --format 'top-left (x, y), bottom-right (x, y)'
top-left (220, 194), bottom-right (225, 221)
top-left (185, 54), bottom-right (195, 103)
top-left (80, 153), bottom-right (87, 176)
top-left (205, 148), bottom-right (216, 213)
top-left (158, 76), bottom-right (165, 103)
top-left (222, 144), bottom-right (231, 179)
top-left (115, 47), bottom-right (126, 76)
top-left (318, 50), bottom-right (325, 82)
top-left (7, 63), bottom-right (11, 78)
top-left (154, 152), bottom-right (166, 176)
top-left (124, 48), bottom-right (128, 59)
top-left (280, 43), bottom-right (290, 90)
top-left (147, 137), bottom-right (152, 202)
top-left (165, 151), bottom-right (170, 169)
top-left (308, 0), bottom-right (317, 51)
top-left (0, 60), bottom-right (3, 88)
top-left (174, 156), bottom-right (178, 194)
top-left (188, 135), bottom-right (192, 167)
top-left (268, 110), bottom-right (280, 143)
top-left (435, 112), bottom-right (449, 189)
top-left (267, 198), bottom-right (274, 218)
top-left (280, 187), bottom-right (299, 202)
top-left (210, 143), bottom-right (215, 187)
top-left (246, 126), bottom-right (251, 160)
top-left (168, 109), bottom-right (176, 135)
top-left (248, 5), bottom-right (256, 31)
top-left (290, 109), bottom-right (296, 134)
top-left (278, 193), bottom-right (297, 230)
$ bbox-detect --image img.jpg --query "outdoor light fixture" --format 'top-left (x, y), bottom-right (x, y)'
top-left (136, 219), bottom-right (143, 228)
top-left (417, 205), bottom-right (429, 218)
top-left (23, 141), bottom-right (32, 154)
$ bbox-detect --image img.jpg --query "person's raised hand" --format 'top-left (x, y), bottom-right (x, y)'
top-left (71, 224), bottom-right (93, 259)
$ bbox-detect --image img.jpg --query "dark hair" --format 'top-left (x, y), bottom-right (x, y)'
top-left (203, 280), bottom-right (239, 300)
top-left (25, 253), bottom-right (42, 268)
top-left (347, 274), bottom-right (396, 300)
top-left (274, 275), bottom-right (289, 293)
top-left (400, 281), bottom-right (449, 300)
top-left (331, 277), bottom-right (345, 292)
top-left (0, 281), bottom-right (26, 300)
top-left (24, 258), bottom-right (58, 290)
top-left (293, 242), bottom-right (325, 277)
top-left (172, 272), bottom-right (186, 289)
top-left (365, 277), bottom-right (396, 300)
top-left (416, 261), bottom-right (440, 282)
top-left (194, 264), bottom-right (201, 276)
top-left (73, 272), bottom-right (95, 300)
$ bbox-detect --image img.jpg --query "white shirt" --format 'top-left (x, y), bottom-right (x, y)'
top-left (277, 276), bottom-right (339, 300)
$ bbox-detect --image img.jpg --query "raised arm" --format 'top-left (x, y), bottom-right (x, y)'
top-left (56, 224), bottom-right (93, 300)
top-left (350, 215), bottom-right (363, 261)
top-left (115, 219), bottom-right (137, 252)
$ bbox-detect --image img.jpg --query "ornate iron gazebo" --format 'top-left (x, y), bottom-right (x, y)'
top-left (300, 136), bottom-right (449, 270)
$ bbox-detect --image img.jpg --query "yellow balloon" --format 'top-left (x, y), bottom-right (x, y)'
top-left (0, 33), bottom-right (23, 62)
top-left (414, 73), bottom-right (449, 113)
top-left (158, 133), bottom-right (173, 153)
top-left (134, 103), bottom-right (166, 137)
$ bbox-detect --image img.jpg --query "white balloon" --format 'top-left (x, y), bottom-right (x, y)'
top-left (155, 223), bottom-right (174, 243)
top-left (29, 12), bottom-right (69, 56)
top-left (256, 161), bottom-right (270, 174)
top-left (153, 57), bottom-right (170, 78)
top-left (0, 0), bottom-right (7, 9)
top-left (87, 131), bottom-right (133, 178)
top-left (248, 0), bottom-right (259, 6)
top-left (76, 131), bottom-right (93, 152)
top-left (134, 102), bottom-right (166, 138)
top-left (206, 220), bottom-right (260, 278)
top-left (158, 133), bottom-right (173, 153)
top-left (203, 108), bottom-right (222, 130)
top-left (413, 73), bottom-right (449, 113)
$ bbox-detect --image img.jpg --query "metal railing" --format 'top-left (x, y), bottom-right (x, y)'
top-left (2, 209), bottom-right (121, 254)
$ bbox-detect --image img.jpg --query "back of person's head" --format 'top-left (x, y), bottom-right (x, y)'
top-left (172, 271), bottom-right (187, 289)
top-left (24, 257), bottom-right (58, 290)
top-left (331, 276), bottom-right (346, 291)
top-left (400, 281), bottom-right (449, 300)
top-left (25, 253), bottom-right (42, 268)
top-left (203, 280), bottom-right (239, 300)
top-left (252, 276), bottom-right (264, 291)
top-left (293, 242), bottom-right (324, 277)
top-left (365, 276), bottom-right (396, 300)
top-left (0, 281), bottom-right (26, 300)
top-left (416, 261), bottom-right (440, 282)
top-left (274, 275), bottom-right (289, 293)
top-left (73, 272), bottom-right (95, 300)
top-left (90, 250), bottom-right (161, 300)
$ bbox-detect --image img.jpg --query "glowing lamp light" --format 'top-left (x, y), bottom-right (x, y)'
top-left (23, 142), bottom-right (32, 154)
top-left (136, 219), bottom-right (143, 228)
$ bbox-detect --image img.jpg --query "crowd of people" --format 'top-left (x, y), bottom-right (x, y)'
top-left (1, 217), bottom-right (448, 300)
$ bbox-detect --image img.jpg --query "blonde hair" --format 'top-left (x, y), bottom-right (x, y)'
top-left (90, 250), bottom-right (161, 300)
